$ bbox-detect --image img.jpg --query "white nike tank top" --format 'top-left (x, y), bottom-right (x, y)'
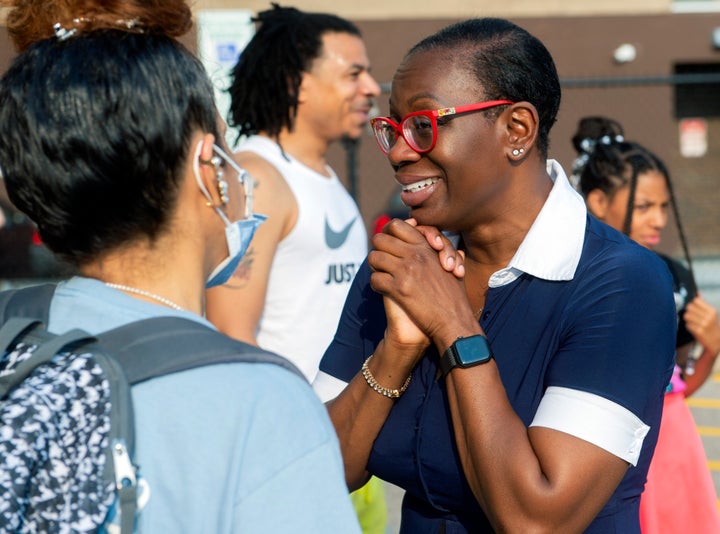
top-left (238, 136), bottom-right (368, 382)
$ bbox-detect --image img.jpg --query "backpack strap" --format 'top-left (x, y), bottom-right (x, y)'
top-left (0, 284), bottom-right (304, 383)
top-left (0, 283), bottom-right (56, 324)
top-left (0, 284), bottom-right (96, 397)
top-left (97, 316), bottom-right (306, 384)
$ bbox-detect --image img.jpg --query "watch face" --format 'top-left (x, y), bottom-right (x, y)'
top-left (455, 335), bottom-right (493, 366)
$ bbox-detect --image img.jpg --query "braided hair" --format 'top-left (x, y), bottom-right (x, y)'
top-left (227, 3), bottom-right (361, 143)
top-left (571, 116), bottom-right (694, 278)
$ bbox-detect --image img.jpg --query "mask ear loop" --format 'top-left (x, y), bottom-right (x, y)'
top-left (212, 144), bottom-right (254, 219)
top-left (193, 140), bottom-right (232, 226)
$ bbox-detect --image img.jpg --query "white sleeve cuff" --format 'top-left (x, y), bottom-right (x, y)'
top-left (312, 370), bottom-right (349, 403)
top-left (530, 386), bottom-right (650, 466)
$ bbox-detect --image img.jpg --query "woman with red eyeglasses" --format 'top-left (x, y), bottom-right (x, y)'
top-left (314, 18), bottom-right (675, 533)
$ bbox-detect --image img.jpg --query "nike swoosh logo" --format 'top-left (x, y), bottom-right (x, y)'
top-left (325, 216), bottom-right (357, 249)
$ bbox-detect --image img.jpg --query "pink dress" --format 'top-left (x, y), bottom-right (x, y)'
top-left (639, 365), bottom-right (720, 533)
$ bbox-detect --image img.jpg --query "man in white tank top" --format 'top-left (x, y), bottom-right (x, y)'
top-left (231, 135), bottom-right (368, 383)
top-left (204, 7), bottom-right (386, 533)
top-left (205, 5), bottom-right (379, 388)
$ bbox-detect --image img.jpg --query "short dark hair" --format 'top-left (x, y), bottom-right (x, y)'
top-left (407, 18), bottom-right (561, 158)
top-left (0, 31), bottom-right (218, 266)
top-left (227, 3), bottom-right (361, 142)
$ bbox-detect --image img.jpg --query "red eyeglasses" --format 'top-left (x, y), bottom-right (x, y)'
top-left (370, 100), bottom-right (514, 154)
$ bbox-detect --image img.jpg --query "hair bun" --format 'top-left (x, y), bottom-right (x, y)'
top-left (571, 116), bottom-right (625, 155)
top-left (5, 0), bottom-right (193, 52)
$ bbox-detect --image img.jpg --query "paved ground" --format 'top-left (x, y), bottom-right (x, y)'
top-left (383, 257), bottom-right (720, 533)
top-left (687, 257), bottom-right (720, 503)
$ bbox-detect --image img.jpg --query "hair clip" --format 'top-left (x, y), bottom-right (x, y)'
top-left (115, 18), bottom-right (145, 33)
top-left (599, 134), bottom-right (624, 145)
top-left (53, 23), bottom-right (77, 41)
top-left (217, 176), bottom-right (229, 205)
top-left (580, 134), bottom-right (625, 155)
top-left (119, 18), bottom-right (135, 29)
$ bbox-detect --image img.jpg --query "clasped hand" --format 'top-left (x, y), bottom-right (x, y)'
top-left (368, 218), bottom-right (472, 354)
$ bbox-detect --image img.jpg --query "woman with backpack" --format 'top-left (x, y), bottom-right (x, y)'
top-left (0, 1), bottom-right (360, 531)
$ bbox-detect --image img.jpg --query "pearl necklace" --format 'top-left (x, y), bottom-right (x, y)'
top-left (105, 282), bottom-right (185, 311)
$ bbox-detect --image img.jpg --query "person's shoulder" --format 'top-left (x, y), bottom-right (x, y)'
top-left (235, 145), bottom-right (295, 216)
top-left (584, 213), bottom-right (628, 245)
top-left (227, 363), bottom-right (343, 462)
top-left (583, 214), bottom-right (653, 262)
top-left (210, 358), bottom-right (307, 389)
top-left (235, 150), bottom-right (285, 186)
top-left (213, 361), bottom-right (332, 423)
top-left (580, 215), bottom-right (671, 286)
top-left (170, 360), bottom-right (337, 448)
top-left (655, 252), bottom-right (691, 278)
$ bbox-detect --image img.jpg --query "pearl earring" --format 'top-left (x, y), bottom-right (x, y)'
top-left (512, 148), bottom-right (525, 157)
top-left (216, 175), bottom-right (229, 205)
top-left (199, 154), bottom-right (229, 206)
top-left (214, 162), bottom-right (229, 205)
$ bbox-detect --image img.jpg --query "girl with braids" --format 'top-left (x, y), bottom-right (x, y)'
top-left (572, 116), bottom-right (720, 534)
top-left (0, 0), bottom-right (361, 531)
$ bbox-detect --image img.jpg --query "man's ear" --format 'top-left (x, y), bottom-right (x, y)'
top-left (586, 189), bottom-right (609, 219)
top-left (297, 71), bottom-right (311, 105)
top-left (504, 102), bottom-right (539, 160)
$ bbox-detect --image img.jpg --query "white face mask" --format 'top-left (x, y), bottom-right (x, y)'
top-left (193, 140), bottom-right (266, 288)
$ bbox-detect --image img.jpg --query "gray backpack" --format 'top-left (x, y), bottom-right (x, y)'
top-left (0, 283), bottom-right (303, 533)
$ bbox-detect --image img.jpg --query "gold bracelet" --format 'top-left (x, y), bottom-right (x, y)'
top-left (361, 355), bottom-right (412, 398)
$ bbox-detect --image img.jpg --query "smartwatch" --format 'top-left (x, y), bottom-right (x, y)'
top-left (439, 335), bottom-right (493, 377)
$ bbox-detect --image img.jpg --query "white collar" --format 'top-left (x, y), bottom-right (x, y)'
top-left (488, 160), bottom-right (587, 288)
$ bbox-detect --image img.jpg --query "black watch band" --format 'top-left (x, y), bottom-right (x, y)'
top-left (440, 335), bottom-right (493, 377)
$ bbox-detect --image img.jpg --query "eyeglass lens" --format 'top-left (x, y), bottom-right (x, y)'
top-left (372, 121), bottom-right (394, 153)
top-left (403, 115), bottom-right (434, 152)
top-left (372, 114), bottom-right (435, 154)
